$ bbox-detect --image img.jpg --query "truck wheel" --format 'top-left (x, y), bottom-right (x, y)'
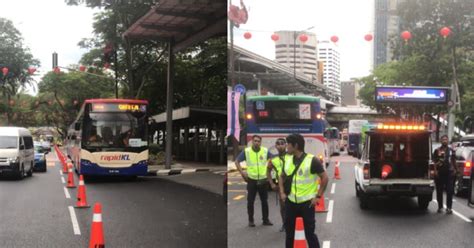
top-left (355, 181), bottom-right (361, 198)
top-left (359, 192), bottom-right (369, 209)
top-left (26, 162), bottom-right (33, 177)
top-left (418, 196), bottom-right (431, 210)
top-left (454, 177), bottom-right (463, 196)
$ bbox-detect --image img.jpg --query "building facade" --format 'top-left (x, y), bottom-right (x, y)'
top-left (374, 0), bottom-right (404, 68)
top-left (317, 40), bottom-right (341, 102)
top-left (274, 31), bottom-right (319, 81)
top-left (341, 80), bottom-right (361, 106)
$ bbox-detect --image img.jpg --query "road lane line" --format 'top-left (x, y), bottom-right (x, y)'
top-left (68, 206), bottom-right (81, 235)
top-left (330, 183), bottom-right (336, 194)
top-left (63, 187), bottom-right (71, 199)
top-left (322, 241), bottom-right (330, 248)
top-left (433, 200), bottom-right (472, 223)
top-left (233, 195), bottom-right (245, 200)
top-left (326, 200), bottom-right (334, 223)
top-left (59, 170), bottom-right (63, 175)
top-left (61, 177), bottom-right (65, 184)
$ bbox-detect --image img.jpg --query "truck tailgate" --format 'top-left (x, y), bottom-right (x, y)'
top-left (369, 178), bottom-right (434, 185)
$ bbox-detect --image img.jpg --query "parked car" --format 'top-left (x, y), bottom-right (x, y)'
top-left (0, 127), bottom-right (34, 179)
top-left (41, 141), bottom-right (51, 152)
top-left (34, 143), bottom-right (48, 172)
top-left (454, 147), bottom-right (474, 196)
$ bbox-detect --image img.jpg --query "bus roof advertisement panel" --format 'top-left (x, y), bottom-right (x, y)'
top-left (375, 86), bottom-right (448, 104)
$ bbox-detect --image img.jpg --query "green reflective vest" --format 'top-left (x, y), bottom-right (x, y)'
top-left (284, 154), bottom-right (319, 204)
top-left (270, 154), bottom-right (288, 182)
top-left (245, 147), bottom-right (268, 180)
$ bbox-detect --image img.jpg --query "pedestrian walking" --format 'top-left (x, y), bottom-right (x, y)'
top-left (433, 135), bottom-right (459, 214)
top-left (235, 135), bottom-right (274, 227)
top-left (267, 138), bottom-right (288, 232)
top-left (278, 133), bottom-right (329, 248)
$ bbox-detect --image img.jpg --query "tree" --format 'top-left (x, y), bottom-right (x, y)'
top-left (359, 0), bottom-right (474, 120)
top-left (0, 17), bottom-right (40, 124)
top-left (36, 70), bottom-right (115, 136)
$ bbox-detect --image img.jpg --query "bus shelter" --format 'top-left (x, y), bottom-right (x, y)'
top-left (150, 106), bottom-right (226, 164)
top-left (123, 0), bottom-right (226, 168)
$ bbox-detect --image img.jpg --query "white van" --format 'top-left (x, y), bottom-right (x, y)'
top-left (0, 127), bottom-right (35, 179)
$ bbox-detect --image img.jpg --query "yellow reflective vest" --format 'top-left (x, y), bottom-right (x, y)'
top-left (284, 154), bottom-right (319, 204)
top-left (245, 147), bottom-right (268, 180)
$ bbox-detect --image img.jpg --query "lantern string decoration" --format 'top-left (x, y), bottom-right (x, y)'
top-left (243, 31), bottom-right (252, 39)
top-left (271, 33), bottom-right (279, 42)
top-left (364, 34), bottom-right (373, 42)
top-left (401, 31), bottom-right (412, 44)
top-left (2, 67), bottom-right (9, 76)
top-left (79, 65), bottom-right (86, 72)
top-left (27, 67), bottom-right (36, 75)
top-left (330, 35), bottom-right (339, 43)
top-left (439, 27), bottom-right (451, 39)
top-left (299, 34), bottom-right (308, 43)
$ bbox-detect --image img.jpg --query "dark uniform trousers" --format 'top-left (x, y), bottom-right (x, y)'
top-left (285, 199), bottom-right (320, 248)
top-left (247, 179), bottom-right (269, 222)
top-left (435, 171), bottom-right (454, 209)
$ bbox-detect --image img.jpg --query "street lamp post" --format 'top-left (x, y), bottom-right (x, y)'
top-left (292, 26), bottom-right (315, 79)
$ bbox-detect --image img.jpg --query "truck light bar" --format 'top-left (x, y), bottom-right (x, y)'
top-left (376, 124), bottom-right (425, 131)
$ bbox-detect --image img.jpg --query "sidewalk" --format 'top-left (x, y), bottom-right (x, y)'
top-left (227, 160), bottom-right (247, 172)
top-left (148, 161), bottom-right (227, 176)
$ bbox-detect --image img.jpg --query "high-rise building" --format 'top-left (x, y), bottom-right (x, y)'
top-left (341, 80), bottom-right (361, 106)
top-left (374, 0), bottom-right (404, 68)
top-left (317, 40), bottom-right (341, 102)
top-left (274, 31), bottom-right (319, 82)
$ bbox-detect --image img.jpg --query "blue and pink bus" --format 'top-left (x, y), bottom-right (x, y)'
top-left (245, 95), bottom-right (330, 167)
top-left (66, 99), bottom-right (149, 176)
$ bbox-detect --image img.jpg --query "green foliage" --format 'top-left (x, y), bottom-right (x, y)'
top-left (0, 17), bottom-right (40, 124)
top-left (358, 0), bottom-right (474, 120)
top-left (149, 143), bottom-right (161, 155)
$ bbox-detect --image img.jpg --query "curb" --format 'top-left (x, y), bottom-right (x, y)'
top-left (147, 168), bottom-right (211, 176)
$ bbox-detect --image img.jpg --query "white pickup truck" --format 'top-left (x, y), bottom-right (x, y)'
top-left (354, 124), bottom-right (435, 210)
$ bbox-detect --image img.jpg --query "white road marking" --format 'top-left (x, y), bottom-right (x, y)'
top-left (59, 170), bottom-right (63, 175)
top-left (322, 241), bottom-right (331, 248)
top-left (330, 183), bottom-right (336, 194)
top-left (432, 200), bottom-right (472, 223)
top-left (326, 200), bottom-right (334, 223)
top-left (61, 177), bottom-right (65, 184)
top-left (68, 206), bottom-right (81, 235)
top-left (63, 187), bottom-right (71, 199)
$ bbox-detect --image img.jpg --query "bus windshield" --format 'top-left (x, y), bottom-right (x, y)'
top-left (82, 112), bottom-right (147, 149)
top-left (254, 101), bottom-right (314, 124)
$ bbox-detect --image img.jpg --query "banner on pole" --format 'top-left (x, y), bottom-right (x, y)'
top-left (227, 90), bottom-right (241, 141)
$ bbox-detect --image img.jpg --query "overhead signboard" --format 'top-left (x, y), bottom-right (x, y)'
top-left (92, 103), bottom-right (147, 112)
top-left (375, 86), bottom-right (449, 104)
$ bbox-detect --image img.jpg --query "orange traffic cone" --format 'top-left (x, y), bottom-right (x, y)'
top-left (62, 158), bottom-right (68, 174)
top-left (334, 161), bottom-right (341, 179)
top-left (293, 217), bottom-right (307, 248)
top-left (89, 203), bottom-right (105, 248)
top-left (315, 193), bottom-right (328, 213)
top-left (75, 175), bottom-right (90, 208)
top-left (381, 164), bottom-right (392, 179)
top-left (66, 163), bottom-right (76, 188)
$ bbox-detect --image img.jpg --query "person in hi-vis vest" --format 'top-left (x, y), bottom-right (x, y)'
top-left (267, 138), bottom-right (289, 232)
top-left (235, 135), bottom-right (274, 227)
top-left (278, 133), bottom-right (329, 248)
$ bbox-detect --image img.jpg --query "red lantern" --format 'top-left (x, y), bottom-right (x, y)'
top-left (364, 34), bottom-right (373, 41)
top-left (104, 63), bottom-right (110, 69)
top-left (401, 31), bottom-right (412, 41)
top-left (439, 27), bottom-right (451, 38)
top-left (79, 65), bottom-right (86, 72)
top-left (299, 34), bottom-right (308, 43)
top-left (28, 67), bottom-right (36, 75)
top-left (243, 32), bottom-right (252, 39)
top-left (271, 33), bottom-right (279, 42)
top-left (330, 35), bottom-right (339, 43)
top-left (2, 67), bottom-right (8, 76)
top-left (54, 67), bottom-right (60, 74)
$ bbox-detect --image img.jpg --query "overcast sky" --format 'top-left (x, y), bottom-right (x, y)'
top-left (231, 0), bottom-right (375, 81)
top-left (0, 0), bottom-right (98, 95)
